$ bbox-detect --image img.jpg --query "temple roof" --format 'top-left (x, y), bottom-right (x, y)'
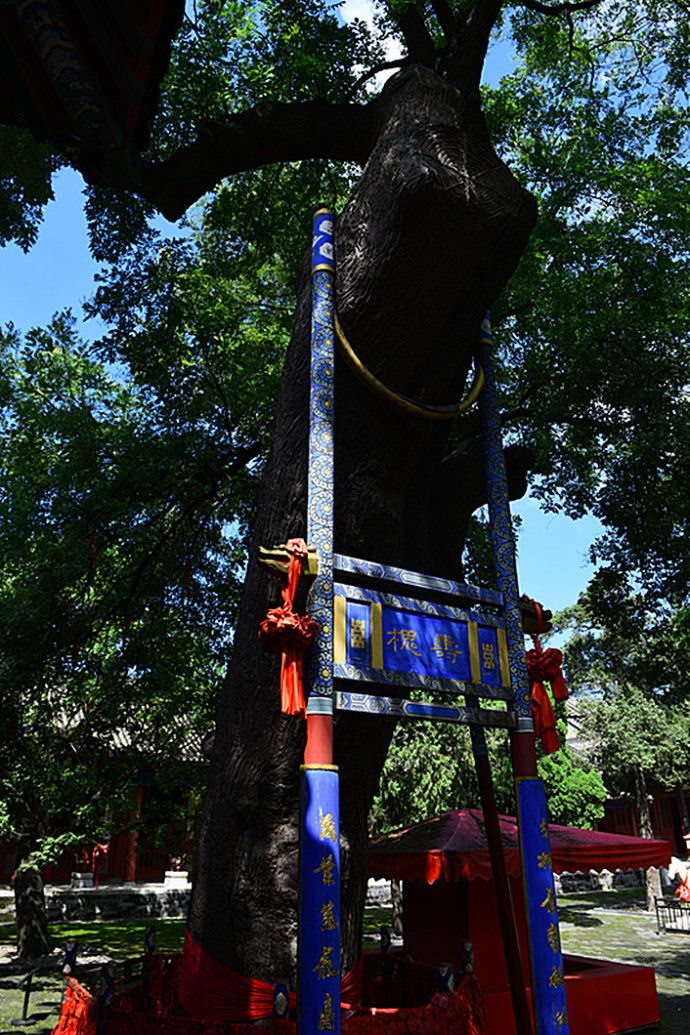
top-left (369, 807), bottom-right (671, 883)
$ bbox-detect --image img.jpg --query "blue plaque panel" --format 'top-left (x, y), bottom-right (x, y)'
top-left (517, 779), bottom-right (570, 1034)
top-left (335, 587), bottom-right (510, 696)
top-left (381, 607), bottom-right (471, 681)
top-left (333, 553), bottom-right (505, 608)
top-left (298, 766), bottom-right (340, 1034)
top-left (336, 691), bottom-right (515, 729)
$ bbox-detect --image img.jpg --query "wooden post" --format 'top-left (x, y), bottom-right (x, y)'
top-left (676, 783), bottom-right (690, 838)
top-left (124, 786), bottom-right (143, 883)
top-left (298, 209), bottom-right (340, 1034)
top-left (479, 317), bottom-right (570, 1035)
top-left (469, 725), bottom-right (534, 1035)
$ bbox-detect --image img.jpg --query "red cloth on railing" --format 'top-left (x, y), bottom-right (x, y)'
top-left (525, 644), bottom-right (569, 754)
top-left (113, 950), bottom-right (484, 1034)
top-left (50, 979), bottom-right (96, 1035)
top-left (258, 538), bottom-right (318, 717)
top-left (675, 870), bottom-right (690, 902)
top-left (344, 976), bottom-right (484, 1035)
top-left (179, 930), bottom-right (363, 1021)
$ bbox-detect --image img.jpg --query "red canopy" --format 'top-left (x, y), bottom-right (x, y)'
top-left (369, 808), bottom-right (671, 883)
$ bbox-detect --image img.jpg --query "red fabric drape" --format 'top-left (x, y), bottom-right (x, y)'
top-left (50, 979), bottom-right (96, 1035)
top-left (525, 644), bottom-right (569, 754)
top-left (91, 842), bottom-right (108, 890)
top-left (258, 538), bottom-right (318, 717)
top-left (342, 976), bottom-right (484, 1035)
top-left (179, 930), bottom-right (364, 1021)
top-left (529, 682), bottom-right (559, 754)
top-left (369, 808), bottom-right (672, 883)
top-left (111, 953), bottom-right (484, 1035)
top-left (179, 930), bottom-right (294, 1020)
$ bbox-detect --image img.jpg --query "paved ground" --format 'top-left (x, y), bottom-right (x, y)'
top-left (0, 893), bottom-right (687, 1033)
top-left (558, 890), bottom-right (690, 1035)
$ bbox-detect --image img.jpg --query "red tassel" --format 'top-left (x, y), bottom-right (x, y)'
top-left (526, 645), bottom-right (569, 754)
top-left (258, 539), bottom-right (318, 717)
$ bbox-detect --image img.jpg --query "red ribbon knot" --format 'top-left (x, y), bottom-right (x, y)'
top-left (525, 645), bottom-right (569, 754)
top-left (258, 538), bottom-right (319, 717)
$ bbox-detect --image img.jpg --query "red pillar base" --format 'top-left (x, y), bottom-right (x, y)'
top-left (304, 713), bottom-right (333, 766)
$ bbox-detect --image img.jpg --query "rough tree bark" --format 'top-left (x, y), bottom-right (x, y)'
top-left (188, 64), bottom-right (537, 984)
top-left (14, 837), bottom-right (50, 959)
top-left (632, 766), bottom-right (663, 912)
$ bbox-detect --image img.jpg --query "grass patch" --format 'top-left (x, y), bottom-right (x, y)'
top-left (0, 919), bottom-right (186, 1035)
top-left (363, 905), bottom-right (394, 949)
top-left (49, 918), bottom-right (185, 958)
top-left (0, 918), bottom-right (185, 960)
top-left (0, 974), bottom-right (66, 1035)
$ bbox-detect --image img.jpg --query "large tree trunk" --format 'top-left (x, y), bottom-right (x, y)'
top-left (632, 766), bottom-right (662, 911)
top-left (14, 861), bottom-right (50, 960)
top-left (188, 65), bottom-right (537, 985)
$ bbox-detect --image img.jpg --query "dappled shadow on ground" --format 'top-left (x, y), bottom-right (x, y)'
top-left (558, 907), bottom-right (603, 927)
top-left (559, 889), bottom-right (646, 912)
top-left (0, 972), bottom-right (64, 1035)
top-left (48, 917), bottom-right (185, 957)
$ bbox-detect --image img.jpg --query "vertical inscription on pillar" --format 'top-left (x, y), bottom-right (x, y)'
top-left (518, 778), bottom-right (570, 1035)
top-left (299, 767), bottom-right (340, 1034)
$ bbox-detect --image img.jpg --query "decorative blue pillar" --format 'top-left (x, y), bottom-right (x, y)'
top-left (479, 316), bottom-right (570, 1035)
top-left (297, 209), bottom-right (340, 1034)
top-left (298, 766), bottom-right (341, 1034)
top-left (306, 208), bottom-right (336, 719)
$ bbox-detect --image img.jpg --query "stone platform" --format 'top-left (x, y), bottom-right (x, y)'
top-left (0, 880), bottom-right (191, 923)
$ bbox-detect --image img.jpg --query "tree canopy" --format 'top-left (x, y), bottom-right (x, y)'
top-left (370, 711), bottom-right (607, 834)
top-left (559, 575), bottom-right (690, 805)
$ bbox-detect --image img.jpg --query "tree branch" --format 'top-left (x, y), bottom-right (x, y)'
top-left (422, 439), bottom-right (533, 574)
top-left (348, 57), bottom-right (414, 98)
top-left (394, 4), bottom-right (436, 66)
top-left (440, 439), bottom-right (533, 513)
top-left (80, 99), bottom-right (374, 222)
top-left (518, 0), bottom-right (602, 13)
top-left (445, 0), bottom-right (504, 89)
top-left (429, 0), bottom-right (458, 40)
top-left (444, 0), bottom-right (602, 89)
